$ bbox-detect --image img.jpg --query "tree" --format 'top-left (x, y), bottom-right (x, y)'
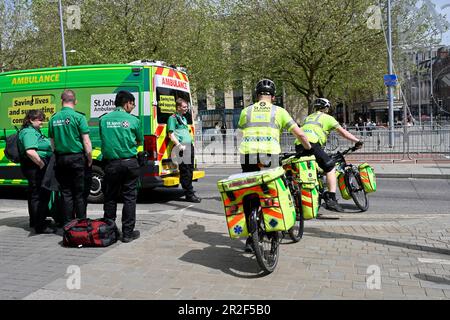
top-left (228, 0), bottom-right (387, 115)
top-left (21, 0), bottom-right (229, 92)
top-left (0, 0), bottom-right (34, 71)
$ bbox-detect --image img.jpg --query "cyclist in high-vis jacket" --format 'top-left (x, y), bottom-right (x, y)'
top-left (239, 79), bottom-right (311, 172)
top-left (295, 98), bottom-right (363, 212)
top-left (238, 79), bottom-right (311, 252)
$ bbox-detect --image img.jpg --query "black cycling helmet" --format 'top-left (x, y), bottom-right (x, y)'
top-left (313, 98), bottom-right (331, 110)
top-left (255, 79), bottom-right (276, 96)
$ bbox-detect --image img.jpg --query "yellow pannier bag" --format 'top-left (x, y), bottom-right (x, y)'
top-left (217, 167), bottom-right (296, 238)
top-left (337, 171), bottom-right (351, 200)
top-left (282, 155), bottom-right (318, 185)
top-left (358, 163), bottom-right (377, 193)
top-left (301, 184), bottom-right (319, 220)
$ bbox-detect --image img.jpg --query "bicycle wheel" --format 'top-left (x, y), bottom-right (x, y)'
top-left (249, 207), bottom-right (280, 274)
top-left (346, 170), bottom-right (369, 212)
top-left (317, 175), bottom-right (325, 208)
top-left (288, 190), bottom-right (304, 242)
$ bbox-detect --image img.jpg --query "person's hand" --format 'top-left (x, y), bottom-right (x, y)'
top-left (39, 157), bottom-right (48, 169)
top-left (355, 141), bottom-right (364, 149)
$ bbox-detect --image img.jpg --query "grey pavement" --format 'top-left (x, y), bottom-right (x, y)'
top-left (0, 209), bottom-right (171, 300)
top-left (1, 164), bottom-right (449, 300)
top-left (1, 206), bottom-right (448, 300)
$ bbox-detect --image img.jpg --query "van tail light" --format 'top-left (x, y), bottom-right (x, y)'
top-left (144, 135), bottom-right (157, 161)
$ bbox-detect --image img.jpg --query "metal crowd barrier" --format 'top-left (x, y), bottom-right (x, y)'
top-left (194, 127), bottom-right (450, 163)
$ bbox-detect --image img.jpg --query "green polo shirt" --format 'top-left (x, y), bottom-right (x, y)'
top-left (18, 126), bottom-right (53, 159)
top-left (99, 107), bottom-right (143, 160)
top-left (166, 113), bottom-right (192, 144)
top-left (48, 106), bottom-right (90, 154)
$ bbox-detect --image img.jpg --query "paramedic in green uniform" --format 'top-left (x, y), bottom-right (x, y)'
top-left (99, 90), bottom-right (143, 243)
top-left (238, 79), bottom-right (311, 252)
top-left (49, 89), bottom-right (92, 224)
top-left (295, 98), bottom-right (363, 211)
top-left (167, 98), bottom-right (201, 203)
top-left (18, 110), bottom-right (55, 234)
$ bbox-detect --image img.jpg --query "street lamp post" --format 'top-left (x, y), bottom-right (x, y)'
top-left (430, 47), bottom-right (433, 128)
top-left (387, 0), bottom-right (395, 147)
top-left (58, 0), bottom-right (67, 67)
top-left (418, 57), bottom-right (422, 127)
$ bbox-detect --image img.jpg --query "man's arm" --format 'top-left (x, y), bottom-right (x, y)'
top-left (82, 134), bottom-right (93, 167)
top-left (336, 127), bottom-right (360, 143)
top-left (168, 131), bottom-right (185, 150)
top-left (291, 125), bottom-right (311, 150)
top-left (166, 116), bottom-right (185, 150)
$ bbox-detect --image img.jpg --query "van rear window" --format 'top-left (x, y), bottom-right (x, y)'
top-left (156, 87), bottom-right (192, 125)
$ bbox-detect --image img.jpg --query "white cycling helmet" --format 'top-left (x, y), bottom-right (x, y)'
top-left (313, 98), bottom-right (331, 110)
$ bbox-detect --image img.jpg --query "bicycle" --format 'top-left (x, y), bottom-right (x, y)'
top-left (244, 192), bottom-right (281, 274)
top-left (317, 145), bottom-right (369, 212)
top-left (279, 153), bottom-right (306, 243)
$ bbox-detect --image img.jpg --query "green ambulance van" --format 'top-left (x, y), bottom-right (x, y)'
top-left (0, 60), bottom-right (205, 202)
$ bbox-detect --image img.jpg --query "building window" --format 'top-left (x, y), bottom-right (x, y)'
top-left (215, 88), bottom-right (225, 109)
top-left (197, 89), bottom-right (207, 111)
top-left (233, 80), bottom-right (244, 109)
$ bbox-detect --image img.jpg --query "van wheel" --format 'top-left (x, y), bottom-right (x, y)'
top-left (88, 165), bottom-right (104, 204)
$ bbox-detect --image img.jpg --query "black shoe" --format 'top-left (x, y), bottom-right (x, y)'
top-left (122, 230), bottom-right (140, 243)
top-left (186, 195), bottom-right (201, 203)
top-left (244, 238), bottom-right (254, 253)
top-left (325, 199), bottom-right (343, 212)
top-left (35, 226), bottom-right (56, 234)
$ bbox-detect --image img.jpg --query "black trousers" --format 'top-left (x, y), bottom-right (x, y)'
top-left (55, 153), bottom-right (87, 224)
top-left (295, 143), bottom-right (335, 173)
top-left (178, 144), bottom-right (195, 198)
top-left (20, 159), bottom-right (51, 231)
top-left (240, 153), bottom-right (279, 173)
top-left (103, 158), bottom-right (140, 236)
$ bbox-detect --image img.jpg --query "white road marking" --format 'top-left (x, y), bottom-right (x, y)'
top-left (418, 258), bottom-right (450, 265)
top-left (180, 205), bottom-right (195, 212)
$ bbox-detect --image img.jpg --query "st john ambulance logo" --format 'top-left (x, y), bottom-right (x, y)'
top-left (65, 118), bottom-right (71, 125)
top-left (122, 121), bottom-right (130, 128)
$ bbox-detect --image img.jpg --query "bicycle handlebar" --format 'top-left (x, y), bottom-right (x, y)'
top-left (281, 142), bottom-right (361, 164)
top-left (340, 146), bottom-right (358, 156)
top-left (279, 152), bottom-right (299, 160)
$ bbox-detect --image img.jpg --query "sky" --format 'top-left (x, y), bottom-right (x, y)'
top-left (431, 0), bottom-right (450, 44)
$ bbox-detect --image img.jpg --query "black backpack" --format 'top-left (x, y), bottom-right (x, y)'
top-left (3, 127), bottom-right (21, 163)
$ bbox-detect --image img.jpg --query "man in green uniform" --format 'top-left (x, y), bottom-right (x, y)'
top-left (238, 78), bottom-right (311, 252)
top-left (49, 89), bottom-right (92, 224)
top-left (295, 98), bottom-right (363, 211)
top-left (167, 98), bottom-right (201, 203)
top-left (99, 90), bottom-right (143, 243)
